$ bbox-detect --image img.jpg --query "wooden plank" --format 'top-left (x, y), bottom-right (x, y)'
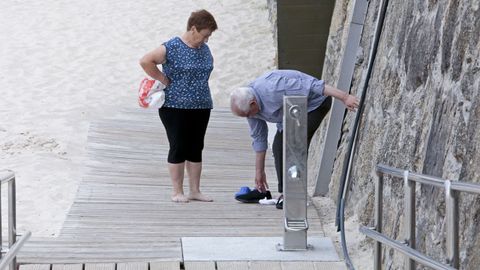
top-left (52, 264), bottom-right (82, 270)
top-left (149, 261), bottom-right (180, 270)
top-left (183, 261), bottom-right (215, 270)
top-left (21, 237), bottom-right (179, 245)
top-left (19, 265), bottom-right (51, 270)
top-left (116, 262), bottom-right (148, 270)
top-left (19, 244), bottom-right (180, 263)
top-left (84, 264), bottom-right (115, 270)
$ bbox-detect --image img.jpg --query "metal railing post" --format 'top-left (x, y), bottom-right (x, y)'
top-left (0, 183), bottom-right (2, 260)
top-left (404, 170), bottom-right (416, 270)
top-left (8, 177), bottom-right (17, 270)
top-left (0, 232), bottom-right (31, 270)
top-left (0, 171), bottom-right (30, 270)
top-left (365, 165), bottom-right (476, 270)
top-left (445, 180), bottom-right (459, 268)
top-left (374, 171), bottom-right (384, 270)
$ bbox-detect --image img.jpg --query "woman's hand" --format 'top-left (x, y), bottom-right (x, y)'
top-left (159, 73), bottom-right (170, 86)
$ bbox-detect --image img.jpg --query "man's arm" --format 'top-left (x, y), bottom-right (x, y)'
top-left (324, 84), bottom-right (359, 111)
top-left (255, 151), bottom-right (269, 192)
top-left (247, 118), bottom-right (270, 192)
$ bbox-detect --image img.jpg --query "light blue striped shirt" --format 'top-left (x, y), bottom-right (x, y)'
top-left (247, 70), bottom-right (327, 152)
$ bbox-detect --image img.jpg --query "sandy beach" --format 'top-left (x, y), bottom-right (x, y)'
top-left (0, 0), bottom-right (276, 237)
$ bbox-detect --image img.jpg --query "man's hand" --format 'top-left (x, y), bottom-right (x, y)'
top-left (324, 84), bottom-right (360, 111)
top-left (343, 93), bottom-right (360, 111)
top-left (255, 170), bottom-right (269, 193)
top-left (254, 151), bottom-right (269, 192)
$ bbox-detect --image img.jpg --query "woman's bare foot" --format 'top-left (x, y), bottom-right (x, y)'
top-left (188, 192), bottom-right (213, 202)
top-left (171, 193), bottom-right (189, 203)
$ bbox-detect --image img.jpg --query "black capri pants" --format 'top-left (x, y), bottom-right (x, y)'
top-left (272, 96), bottom-right (332, 193)
top-left (159, 107), bottom-right (211, 164)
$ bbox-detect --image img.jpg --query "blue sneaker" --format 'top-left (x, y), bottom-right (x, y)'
top-left (235, 186), bottom-right (251, 197)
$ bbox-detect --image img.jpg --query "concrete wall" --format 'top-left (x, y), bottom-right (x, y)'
top-left (312, 0), bottom-right (480, 268)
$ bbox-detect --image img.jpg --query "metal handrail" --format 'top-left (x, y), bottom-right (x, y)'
top-left (0, 170), bottom-right (31, 270)
top-left (377, 164), bottom-right (446, 188)
top-left (361, 164), bottom-right (478, 269)
top-left (377, 164), bottom-right (480, 194)
top-left (0, 171), bottom-right (15, 184)
top-left (360, 226), bottom-right (455, 270)
top-left (0, 232), bottom-right (31, 270)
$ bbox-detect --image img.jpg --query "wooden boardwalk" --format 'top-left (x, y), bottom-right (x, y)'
top-left (17, 108), bottom-right (345, 270)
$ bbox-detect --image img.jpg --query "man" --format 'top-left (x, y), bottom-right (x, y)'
top-left (230, 70), bottom-right (359, 209)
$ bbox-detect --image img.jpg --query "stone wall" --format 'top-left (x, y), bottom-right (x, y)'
top-left (314, 0), bottom-right (480, 268)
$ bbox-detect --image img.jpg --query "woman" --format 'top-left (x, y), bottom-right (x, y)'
top-left (139, 10), bottom-right (217, 203)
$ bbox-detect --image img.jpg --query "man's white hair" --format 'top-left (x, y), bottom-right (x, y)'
top-left (230, 86), bottom-right (255, 113)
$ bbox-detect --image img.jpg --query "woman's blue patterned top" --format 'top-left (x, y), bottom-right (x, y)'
top-left (162, 37), bottom-right (214, 109)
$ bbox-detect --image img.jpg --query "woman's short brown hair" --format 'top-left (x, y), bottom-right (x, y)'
top-left (187, 9), bottom-right (218, 32)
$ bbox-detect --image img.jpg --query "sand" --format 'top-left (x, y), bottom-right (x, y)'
top-left (0, 0), bottom-right (276, 237)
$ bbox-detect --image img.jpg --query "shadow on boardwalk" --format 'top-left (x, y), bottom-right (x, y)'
top-left (18, 108), bottom-right (342, 269)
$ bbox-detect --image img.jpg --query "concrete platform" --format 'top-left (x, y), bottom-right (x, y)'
top-left (182, 236), bottom-right (340, 261)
